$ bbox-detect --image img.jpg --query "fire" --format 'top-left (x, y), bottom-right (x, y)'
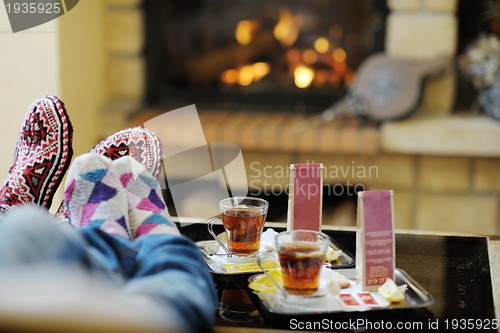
top-left (221, 69), bottom-right (239, 85)
top-left (333, 61), bottom-right (347, 74)
top-left (302, 49), bottom-right (318, 64)
top-left (221, 62), bottom-right (271, 86)
top-left (252, 62), bottom-right (271, 81)
top-left (294, 65), bottom-right (314, 89)
top-left (235, 20), bottom-right (259, 46)
top-left (332, 48), bottom-right (346, 63)
top-left (273, 9), bottom-right (302, 47)
top-left (314, 37), bottom-right (329, 54)
top-left (225, 8), bottom-right (354, 90)
top-left (239, 65), bottom-right (254, 86)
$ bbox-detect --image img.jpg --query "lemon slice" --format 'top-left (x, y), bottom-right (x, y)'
top-left (378, 278), bottom-right (405, 302)
top-left (248, 269), bottom-right (283, 293)
top-left (325, 246), bottom-right (342, 262)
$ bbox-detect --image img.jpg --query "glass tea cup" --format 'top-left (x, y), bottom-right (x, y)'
top-left (258, 230), bottom-right (329, 297)
top-left (208, 197), bottom-right (269, 257)
top-left (218, 289), bottom-right (259, 322)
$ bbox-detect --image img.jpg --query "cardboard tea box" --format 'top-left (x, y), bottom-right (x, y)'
top-left (356, 190), bottom-right (396, 291)
top-left (287, 163), bottom-right (323, 232)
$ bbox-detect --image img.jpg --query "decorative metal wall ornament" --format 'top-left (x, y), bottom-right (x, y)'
top-left (295, 53), bottom-right (450, 131)
top-left (480, 81), bottom-right (500, 120)
top-left (460, 33), bottom-right (500, 120)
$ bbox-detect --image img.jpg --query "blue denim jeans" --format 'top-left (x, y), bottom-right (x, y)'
top-left (0, 205), bottom-right (217, 333)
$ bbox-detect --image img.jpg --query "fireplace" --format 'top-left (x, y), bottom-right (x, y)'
top-left (144, 0), bottom-right (388, 113)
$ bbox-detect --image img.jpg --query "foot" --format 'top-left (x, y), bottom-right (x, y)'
top-left (112, 156), bottom-right (179, 239)
top-left (63, 153), bottom-right (131, 239)
top-left (56, 127), bottom-right (163, 222)
top-left (90, 127), bottom-right (163, 179)
top-left (0, 96), bottom-right (73, 210)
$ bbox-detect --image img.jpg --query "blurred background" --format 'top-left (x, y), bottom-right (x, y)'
top-left (1, 0), bottom-right (500, 235)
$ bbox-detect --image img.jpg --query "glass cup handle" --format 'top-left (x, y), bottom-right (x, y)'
top-left (208, 218), bottom-right (232, 257)
top-left (257, 255), bottom-right (287, 299)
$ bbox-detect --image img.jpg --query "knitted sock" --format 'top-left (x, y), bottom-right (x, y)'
top-left (90, 127), bottom-right (163, 179)
top-left (112, 156), bottom-right (179, 239)
top-left (63, 153), bottom-right (131, 239)
top-left (56, 127), bottom-right (162, 222)
top-left (0, 96), bottom-right (73, 210)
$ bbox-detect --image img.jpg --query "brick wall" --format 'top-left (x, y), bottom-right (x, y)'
top-left (243, 151), bottom-right (500, 235)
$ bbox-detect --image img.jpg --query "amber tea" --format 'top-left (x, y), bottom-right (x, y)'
top-left (275, 230), bottom-right (329, 296)
top-left (221, 206), bottom-right (266, 255)
top-left (278, 243), bottom-right (326, 295)
top-left (210, 197), bottom-right (269, 256)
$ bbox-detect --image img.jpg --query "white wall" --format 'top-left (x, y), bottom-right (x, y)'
top-left (0, 7), bottom-right (60, 181)
top-left (0, 2), bottom-right (107, 211)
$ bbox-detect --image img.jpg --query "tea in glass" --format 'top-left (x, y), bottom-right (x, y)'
top-left (276, 230), bottom-right (329, 296)
top-left (219, 197), bottom-right (268, 256)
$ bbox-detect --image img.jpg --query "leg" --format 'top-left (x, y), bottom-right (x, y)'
top-left (127, 234), bottom-right (217, 333)
top-left (0, 205), bottom-right (87, 264)
top-left (61, 153), bottom-right (215, 330)
top-left (0, 206), bottom-right (214, 332)
top-left (0, 205), bottom-right (123, 279)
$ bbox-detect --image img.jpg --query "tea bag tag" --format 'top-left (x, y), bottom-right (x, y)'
top-left (287, 163), bottom-right (323, 231)
top-left (356, 190), bottom-right (396, 291)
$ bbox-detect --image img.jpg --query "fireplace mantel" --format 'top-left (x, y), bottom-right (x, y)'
top-left (131, 109), bottom-right (380, 156)
top-left (132, 109), bottom-right (500, 158)
top-left (381, 114), bottom-right (500, 157)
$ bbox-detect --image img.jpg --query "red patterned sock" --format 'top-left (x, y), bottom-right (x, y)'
top-left (90, 127), bottom-right (163, 179)
top-left (0, 96), bottom-right (73, 211)
top-left (55, 127), bottom-right (163, 222)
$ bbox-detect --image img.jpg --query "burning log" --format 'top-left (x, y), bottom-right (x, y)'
top-left (183, 32), bottom-right (281, 85)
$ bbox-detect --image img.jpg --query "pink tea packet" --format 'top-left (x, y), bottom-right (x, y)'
top-left (355, 190), bottom-right (395, 291)
top-left (287, 163), bottom-right (323, 231)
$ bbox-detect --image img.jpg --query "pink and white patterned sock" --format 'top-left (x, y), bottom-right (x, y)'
top-left (112, 156), bottom-right (179, 239)
top-left (90, 127), bottom-right (163, 179)
top-left (63, 153), bottom-right (131, 239)
top-left (0, 96), bottom-right (73, 211)
top-left (56, 127), bottom-right (162, 222)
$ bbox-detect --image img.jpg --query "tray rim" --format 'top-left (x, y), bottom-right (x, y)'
top-left (249, 267), bottom-right (434, 316)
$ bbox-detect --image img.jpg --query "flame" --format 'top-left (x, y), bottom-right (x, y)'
top-left (235, 20), bottom-right (259, 45)
top-left (314, 37), bottom-right (329, 54)
top-left (286, 48), bottom-right (302, 65)
top-left (221, 62), bottom-right (271, 86)
top-left (239, 65), bottom-right (254, 86)
top-left (294, 65), bottom-right (314, 89)
top-left (314, 70), bottom-right (329, 86)
top-left (273, 9), bottom-right (302, 47)
top-left (333, 61), bottom-right (347, 74)
top-left (302, 49), bottom-right (318, 64)
top-left (224, 8), bottom-right (353, 90)
top-left (221, 69), bottom-right (238, 85)
top-left (332, 48), bottom-right (346, 63)
top-left (251, 62), bottom-right (271, 81)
